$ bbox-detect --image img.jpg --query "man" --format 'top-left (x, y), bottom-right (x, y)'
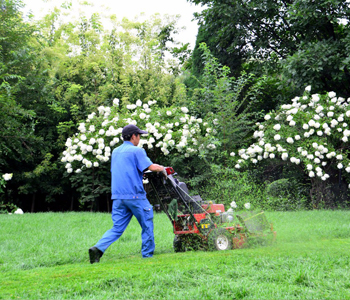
top-left (89, 124), bottom-right (167, 263)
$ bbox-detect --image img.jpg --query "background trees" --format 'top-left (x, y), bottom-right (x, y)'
top-left (0, 0), bottom-right (42, 170)
top-left (184, 0), bottom-right (350, 209)
top-left (2, 0), bottom-right (350, 211)
top-left (188, 0), bottom-right (350, 100)
top-left (0, 0), bottom-right (196, 211)
top-left (0, 0), bottom-right (60, 211)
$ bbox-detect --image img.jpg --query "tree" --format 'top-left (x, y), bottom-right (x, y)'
top-left (190, 24), bottom-right (244, 80)
top-left (189, 43), bottom-right (267, 160)
top-left (1, 3), bottom-right (197, 211)
top-left (188, 0), bottom-right (350, 98)
top-left (0, 0), bottom-right (42, 171)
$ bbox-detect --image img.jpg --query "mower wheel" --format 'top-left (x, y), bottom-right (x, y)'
top-left (208, 228), bottom-right (233, 251)
top-left (173, 235), bottom-right (186, 252)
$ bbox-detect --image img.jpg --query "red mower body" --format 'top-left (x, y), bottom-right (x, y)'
top-left (144, 167), bottom-right (276, 252)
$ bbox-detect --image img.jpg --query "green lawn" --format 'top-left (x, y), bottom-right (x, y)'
top-left (1, 211), bottom-right (350, 299)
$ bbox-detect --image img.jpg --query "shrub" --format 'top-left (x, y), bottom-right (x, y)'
top-left (264, 178), bottom-right (309, 211)
top-left (231, 87), bottom-right (350, 208)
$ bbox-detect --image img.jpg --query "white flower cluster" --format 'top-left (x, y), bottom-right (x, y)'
top-left (8, 208), bottom-right (24, 215)
top-left (230, 201), bottom-right (237, 209)
top-left (62, 100), bottom-right (217, 174)
top-left (229, 201), bottom-right (250, 210)
top-left (14, 208), bottom-right (24, 214)
top-left (233, 87), bottom-right (350, 182)
top-left (2, 173), bottom-right (13, 181)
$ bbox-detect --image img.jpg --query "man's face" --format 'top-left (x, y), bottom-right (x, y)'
top-left (131, 133), bottom-right (140, 146)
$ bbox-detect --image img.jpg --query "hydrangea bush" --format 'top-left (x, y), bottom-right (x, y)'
top-left (61, 99), bottom-right (219, 175)
top-left (0, 173), bottom-right (13, 193)
top-left (231, 87), bottom-right (350, 207)
top-left (0, 173), bottom-right (19, 214)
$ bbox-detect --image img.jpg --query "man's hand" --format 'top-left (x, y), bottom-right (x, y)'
top-left (148, 164), bottom-right (167, 179)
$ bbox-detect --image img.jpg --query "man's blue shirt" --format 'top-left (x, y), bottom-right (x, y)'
top-left (111, 141), bottom-right (153, 200)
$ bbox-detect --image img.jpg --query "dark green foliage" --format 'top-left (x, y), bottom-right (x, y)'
top-left (0, 200), bottom-right (17, 214)
top-left (0, 0), bottom-right (72, 211)
top-left (266, 179), bottom-right (293, 198)
top-left (173, 234), bottom-right (204, 252)
top-left (189, 0), bottom-right (350, 100)
top-left (247, 160), bottom-right (311, 210)
top-left (185, 162), bottom-right (311, 211)
top-left (0, 0), bottom-right (42, 169)
top-left (0, 94), bottom-right (39, 168)
top-left (190, 24), bottom-right (243, 80)
top-left (160, 45), bottom-right (272, 198)
top-left (0, 0), bottom-right (34, 92)
top-left (69, 164), bottom-right (111, 211)
top-left (265, 178), bottom-right (308, 211)
top-left (2, 0), bottom-right (350, 212)
top-left (0, 4), bottom-right (195, 211)
top-left (187, 164), bottom-right (262, 209)
top-left (189, 43), bottom-right (266, 162)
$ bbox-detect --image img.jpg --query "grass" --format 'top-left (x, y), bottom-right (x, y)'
top-left (1, 210), bottom-right (350, 299)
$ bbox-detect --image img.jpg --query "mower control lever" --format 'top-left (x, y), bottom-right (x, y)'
top-left (161, 168), bottom-right (168, 180)
top-left (165, 167), bottom-right (175, 175)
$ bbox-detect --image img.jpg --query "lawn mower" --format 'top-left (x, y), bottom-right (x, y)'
top-left (144, 167), bottom-right (276, 252)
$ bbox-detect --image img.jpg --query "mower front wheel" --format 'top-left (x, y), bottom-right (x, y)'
top-left (173, 235), bottom-right (186, 252)
top-left (208, 228), bottom-right (233, 251)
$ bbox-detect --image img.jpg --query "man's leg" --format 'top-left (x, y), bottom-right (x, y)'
top-left (93, 200), bottom-right (133, 253)
top-left (126, 199), bottom-right (155, 258)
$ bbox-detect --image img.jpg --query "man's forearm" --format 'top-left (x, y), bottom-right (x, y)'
top-left (148, 164), bottom-right (165, 172)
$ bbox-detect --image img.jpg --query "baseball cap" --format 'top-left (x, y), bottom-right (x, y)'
top-left (122, 124), bottom-right (148, 136)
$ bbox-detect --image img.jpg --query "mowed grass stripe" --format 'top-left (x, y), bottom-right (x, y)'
top-left (2, 245), bottom-right (350, 299)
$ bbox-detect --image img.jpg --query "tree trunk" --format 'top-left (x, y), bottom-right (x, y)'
top-left (107, 194), bottom-right (110, 213)
top-left (91, 169), bottom-right (95, 212)
top-left (70, 196), bottom-right (74, 211)
top-left (31, 194), bottom-right (35, 213)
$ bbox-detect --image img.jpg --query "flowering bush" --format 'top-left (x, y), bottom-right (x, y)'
top-left (0, 173), bottom-right (18, 213)
top-left (61, 99), bottom-right (218, 175)
top-left (0, 173), bottom-right (12, 193)
top-left (231, 87), bottom-right (350, 207)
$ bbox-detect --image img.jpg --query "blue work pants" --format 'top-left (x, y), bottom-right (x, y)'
top-left (94, 199), bottom-right (155, 258)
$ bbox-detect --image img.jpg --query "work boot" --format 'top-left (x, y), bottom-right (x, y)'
top-left (89, 247), bottom-right (103, 264)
